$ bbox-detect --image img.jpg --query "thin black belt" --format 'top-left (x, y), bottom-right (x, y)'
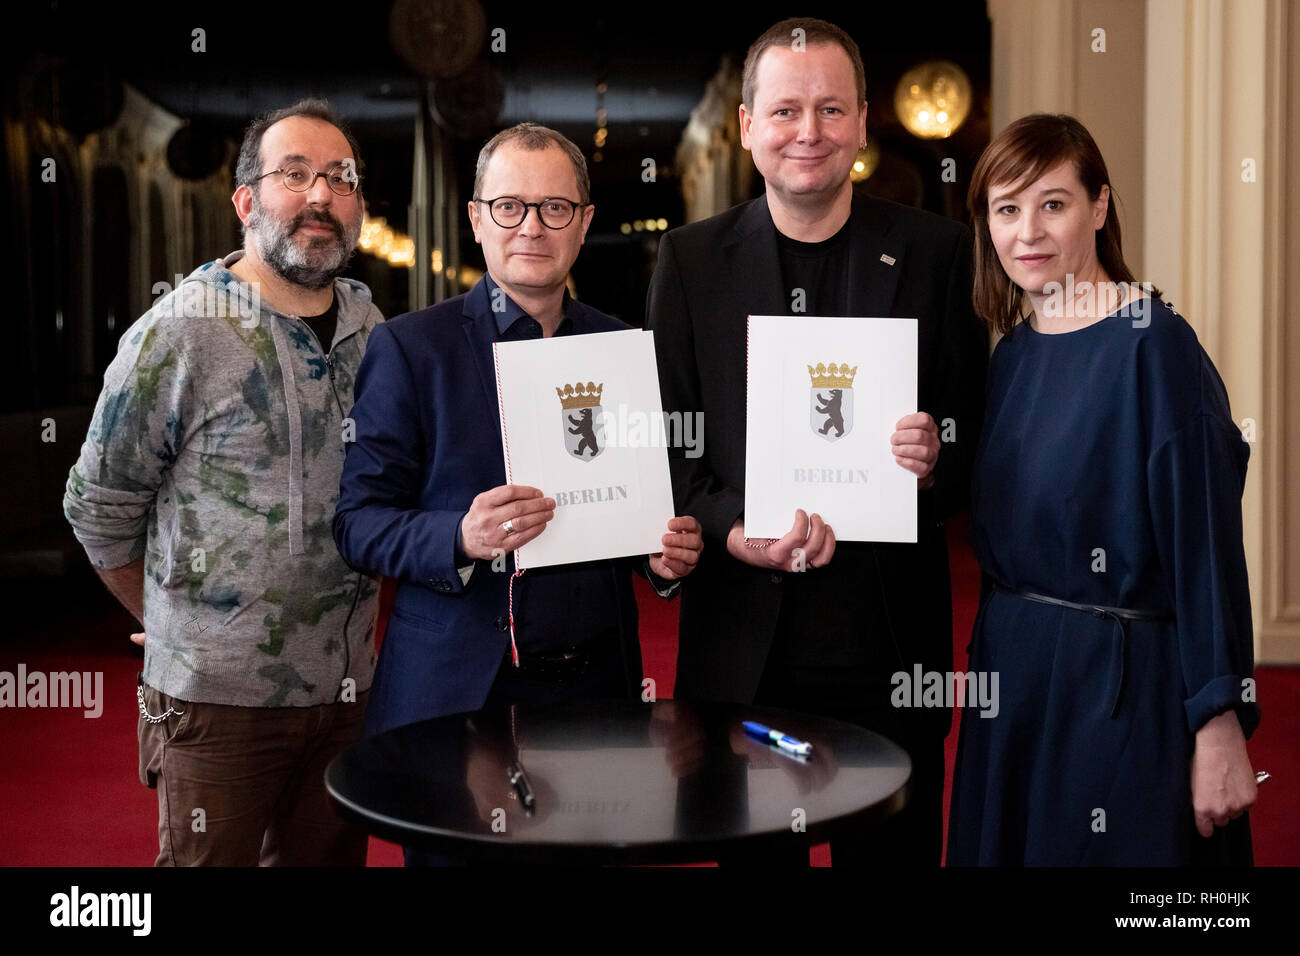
top-left (985, 579), bottom-right (1173, 718)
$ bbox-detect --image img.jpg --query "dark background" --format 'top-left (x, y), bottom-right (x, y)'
top-left (8, 0), bottom-right (992, 336)
top-left (1, 0), bottom-right (991, 582)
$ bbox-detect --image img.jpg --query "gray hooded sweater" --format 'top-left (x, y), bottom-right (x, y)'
top-left (65, 252), bottom-right (382, 707)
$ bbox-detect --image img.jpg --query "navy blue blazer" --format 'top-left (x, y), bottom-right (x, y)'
top-left (334, 278), bottom-right (644, 734)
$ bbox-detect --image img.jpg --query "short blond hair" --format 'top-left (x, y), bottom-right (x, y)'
top-left (742, 18), bottom-right (866, 109)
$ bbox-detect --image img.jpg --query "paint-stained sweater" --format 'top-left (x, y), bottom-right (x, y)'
top-left (64, 252), bottom-right (383, 707)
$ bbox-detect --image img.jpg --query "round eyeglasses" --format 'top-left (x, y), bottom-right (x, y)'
top-left (253, 160), bottom-right (360, 196)
top-left (474, 196), bottom-right (586, 230)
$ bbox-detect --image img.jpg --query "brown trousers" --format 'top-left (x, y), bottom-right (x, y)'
top-left (138, 682), bottom-right (369, 866)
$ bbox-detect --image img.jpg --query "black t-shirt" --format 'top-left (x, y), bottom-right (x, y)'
top-left (301, 293), bottom-right (338, 354)
top-left (767, 219), bottom-right (882, 674)
top-left (775, 219), bottom-right (852, 317)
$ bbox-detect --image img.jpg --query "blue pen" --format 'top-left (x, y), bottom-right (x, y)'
top-left (743, 720), bottom-right (813, 756)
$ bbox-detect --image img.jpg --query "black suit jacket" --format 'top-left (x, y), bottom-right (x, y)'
top-left (647, 192), bottom-right (987, 728)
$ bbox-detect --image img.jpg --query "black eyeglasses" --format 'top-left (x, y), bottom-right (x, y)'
top-left (474, 196), bottom-right (586, 229)
top-left (253, 160), bottom-right (360, 196)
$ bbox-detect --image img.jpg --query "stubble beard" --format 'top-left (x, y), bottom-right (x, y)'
top-left (248, 192), bottom-right (363, 291)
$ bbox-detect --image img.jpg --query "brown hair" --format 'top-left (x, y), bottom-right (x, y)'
top-left (742, 17), bottom-right (866, 109)
top-left (968, 113), bottom-right (1152, 335)
top-left (473, 123), bottom-right (590, 204)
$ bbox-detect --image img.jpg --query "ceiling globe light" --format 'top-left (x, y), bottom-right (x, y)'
top-left (894, 60), bottom-right (972, 139)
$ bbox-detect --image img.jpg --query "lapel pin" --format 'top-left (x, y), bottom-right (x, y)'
top-left (880, 254), bottom-right (896, 266)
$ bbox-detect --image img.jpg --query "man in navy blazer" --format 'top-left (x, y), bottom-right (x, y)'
top-left (335, 124), bottom-right (702, 740)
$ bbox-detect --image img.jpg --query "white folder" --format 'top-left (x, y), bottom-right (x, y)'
top-left (745, 315), bottom-right (918, 543)
top-left (494, 329), bottom-right (676, 569)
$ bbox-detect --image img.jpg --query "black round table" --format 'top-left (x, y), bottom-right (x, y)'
top-left (325, 698), bottom-right (911, 864)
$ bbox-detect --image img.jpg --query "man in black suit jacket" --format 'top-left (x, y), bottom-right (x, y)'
top-left (647, 18), bottom-right (987, 865)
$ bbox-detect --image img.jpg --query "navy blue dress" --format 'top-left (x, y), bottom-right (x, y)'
top-left (946, 297), bottom-right (1259, 865)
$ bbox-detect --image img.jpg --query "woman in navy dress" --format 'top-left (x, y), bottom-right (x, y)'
top-left (946, 114), bottom-right (1260, 865)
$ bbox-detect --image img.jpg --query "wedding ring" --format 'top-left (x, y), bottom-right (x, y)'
top-left (502, 519), bottom-right (515, 535)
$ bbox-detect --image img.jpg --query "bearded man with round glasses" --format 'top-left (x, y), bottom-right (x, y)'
top-left (65, 99), bottom-right (383, 866)
top-left (243, 155), bottom-right (364, 292)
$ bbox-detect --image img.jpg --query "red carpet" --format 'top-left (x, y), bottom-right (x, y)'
top-left (1, 518), bottom-right (1295, 866)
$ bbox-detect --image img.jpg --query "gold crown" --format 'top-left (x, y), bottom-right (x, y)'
top-left (556, 381), bottom-right (604, 409)
top-left (807, 362), bottom-right (858, 389)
